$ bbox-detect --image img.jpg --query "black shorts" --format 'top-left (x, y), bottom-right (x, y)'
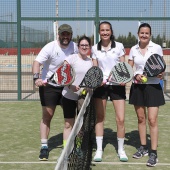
top-left (62, 96), bottom-right (77, 119)
top-left (39, 84), bottom-right (63, 106)
top-left (129, 83), bottom-right (165, 107)
top-left (93, 85), bottom-right (126, 101)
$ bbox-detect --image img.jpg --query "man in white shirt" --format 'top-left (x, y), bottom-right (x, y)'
top-left (32, 24), bottom-right (78, 161)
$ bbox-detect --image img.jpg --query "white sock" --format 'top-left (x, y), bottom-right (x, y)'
top-left (96, 136), bottom-right (103, 151)
top-left (41, 139), bottom-right (48, 148)
top-left (117, 137), bottom-right (124, 152)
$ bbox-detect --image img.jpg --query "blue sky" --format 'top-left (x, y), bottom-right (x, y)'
top-left (0, 0), bottom-right (170, 39)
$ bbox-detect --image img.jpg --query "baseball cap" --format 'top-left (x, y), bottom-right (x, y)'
top-left (58, 24), bottom-right (73, 34)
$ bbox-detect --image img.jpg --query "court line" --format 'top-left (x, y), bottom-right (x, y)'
top-left (0, 162), bottom-right (169, 166)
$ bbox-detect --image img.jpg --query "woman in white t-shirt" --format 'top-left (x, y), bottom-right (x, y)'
top-left (128, 23), bottom-right (165, 167)
top-left (62, 36), bottom-right (93, 147)
top-left (92, 21), bottom-right (128, 162)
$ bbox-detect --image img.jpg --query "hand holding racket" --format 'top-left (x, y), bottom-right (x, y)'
top-left (143, 53), bottom-right (166, 77)
top-left (105, 62), bottom-right (133, 84)
top-left (79, 66), bottom-right (103, 89)
top-left (43, 63), bottom-right (75, 86)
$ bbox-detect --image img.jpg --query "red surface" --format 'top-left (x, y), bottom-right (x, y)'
top-left (0, 48), bottom-right (41, 55)
top-left (0, 48), bottom-right (170, 55)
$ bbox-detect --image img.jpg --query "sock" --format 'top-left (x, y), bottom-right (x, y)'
top-left (117, 137), bottom-right (124, 152)
top-left (41, 139), bottom-right (48, 148)
top-left (151, 150), bottom-right (157, 155)
top-left (96, 136), bottom-right (103, 151)
top-left (141, 144), bottom-right (148, 150)
top-left (63, 140), bottom-right (67, 148)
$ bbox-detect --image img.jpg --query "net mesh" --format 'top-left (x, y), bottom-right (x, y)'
top-left (67, 96), bottom-right (95, 170)
top-left (55, 93), bottom-right (95, 170)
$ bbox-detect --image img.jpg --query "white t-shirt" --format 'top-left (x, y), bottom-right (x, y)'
top-left (62, 54), bottom-right (93, 100)
top-left (128, 41), bottom-right (163, 84)
top-left (92, 40), bottom-right (125, 85)
top-left (35, 40), bottom-right (78, 86)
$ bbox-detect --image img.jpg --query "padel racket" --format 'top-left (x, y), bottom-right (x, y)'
top-left (44, 63), bottom-right (75, 86)
top-left (79, 66), bottom-right (103, 89)
top-left (143, 53), bottom-right (166, 77)
top-left (107, 62), bottom-right (133, 84)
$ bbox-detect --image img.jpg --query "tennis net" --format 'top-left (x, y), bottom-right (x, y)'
top-left (55, 92), bottom-right (95, 170)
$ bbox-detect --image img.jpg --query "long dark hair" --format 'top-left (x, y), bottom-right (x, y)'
top-left (99, 21), bottom-right (115, 41)
top-left (138, 23), bottom-right (152, 34)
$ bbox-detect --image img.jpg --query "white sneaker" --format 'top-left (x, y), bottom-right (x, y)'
top-left (118, 150), bottom-right (128, 162)
top-left (93, 150), bottom-right (103, 162)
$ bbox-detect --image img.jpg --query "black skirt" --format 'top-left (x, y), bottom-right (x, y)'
top-left (129, 83), bottom-right (165, 107)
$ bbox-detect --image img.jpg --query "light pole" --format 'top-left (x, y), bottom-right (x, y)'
top-left (54, 0), bottom-right (59, 40)
top-left (87, 10), bottom-right (95, 36)
top-left (150, 0), bottom-right (153, 17)
top-left (138, 9), bottom-right (146, 42)
top-left (86, 1), bottom-right (88, 35)
top-left (163, 0), bottom-right (166, 48)
top-left (138, 9), bottom-right (146, 27)
top-left (76, 0), bottom-right (80, 38)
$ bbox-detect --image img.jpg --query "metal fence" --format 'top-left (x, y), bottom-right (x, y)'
top-left (0, 0), bottom-right (170, 100)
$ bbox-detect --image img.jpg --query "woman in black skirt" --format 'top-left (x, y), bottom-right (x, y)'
top-left (128, 23), bottom-right (165, 167)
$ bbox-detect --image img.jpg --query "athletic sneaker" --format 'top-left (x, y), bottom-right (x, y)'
top-left (146, 153), bottom-right (158, 167)
top-left (133, 146), bottom-right (148, 159)
top-left (93, 150), bottom-right (103, 162)
top-left (118, 150), bottom-right (128, 162)
top-left (39, 146), bottom-right (49, 161)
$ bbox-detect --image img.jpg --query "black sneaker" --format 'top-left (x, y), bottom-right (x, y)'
top-left (133, 146), bottom-right (148, 159)
top-left (146, 153), bottom-right (158, 167)
top-left (39, 146), bottom-right (49, 161)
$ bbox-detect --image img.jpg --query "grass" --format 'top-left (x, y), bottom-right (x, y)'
top-left (0, 101), bottom-right (169, 170)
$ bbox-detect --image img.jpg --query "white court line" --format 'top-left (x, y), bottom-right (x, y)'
top-left (92, 162), bottom-right (170, 166)
top-left (0, 162), bottom-right (170, 166)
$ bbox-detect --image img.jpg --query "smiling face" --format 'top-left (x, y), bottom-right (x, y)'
top-left (99, 23), bottom-right (112, 42)
top-left (78, 39), bottom-right (90, 57)
top-left (58, 31), bottom-right (72, 47)
top-left (138, 26), bottom-right (151, 45)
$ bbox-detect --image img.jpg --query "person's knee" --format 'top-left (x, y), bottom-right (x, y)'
top-left (42, 111), bottom-right (53, 122)
top-left (138, 116), bottom-right (146, 124)
top-left (148, 118), bottom-right (157, 127)
top-left (96, 113), bottom-right (105, 121)
top-left (116, 118), bottom-right (124, 126)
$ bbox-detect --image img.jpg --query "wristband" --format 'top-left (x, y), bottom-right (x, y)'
top-left (33, 73), bottom-right (40, 81)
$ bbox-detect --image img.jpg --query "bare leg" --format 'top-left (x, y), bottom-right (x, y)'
top-left (63, 118), bottom-right (75, 141)
top-left (40, 106), bottom-right (56, 140)
top-left (113, 100), bottom-right (125, 138)
top-left (134, 106), bottom-right (147, 145)
top-left (148, 107), bottom-right (159, 150)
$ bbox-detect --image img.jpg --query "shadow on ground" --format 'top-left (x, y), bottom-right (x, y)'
top-left (48, 133), bottom-right (63, 152)
top-left (95, 128), bottom-right (151, 152)
top-left (48, 129), bottom-right (151, 153)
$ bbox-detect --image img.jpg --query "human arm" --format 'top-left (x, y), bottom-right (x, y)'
top-left (120, 55), bottom-right (125, 62)
top-left (128, 59), bottom-right (144, 82)
top-left (32, 60), bottom-right (45, 86)
top-left (92, 58), bottom-right (98, 66)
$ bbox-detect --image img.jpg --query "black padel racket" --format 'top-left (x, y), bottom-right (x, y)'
top-left (107, 62), bottom-right (133, 84)
top-left (143, 54), bottom-right (166, 77)
top-left (44, 63), bottom-right (75, 86)
top-left (79, 66), bottom-right (103, 89)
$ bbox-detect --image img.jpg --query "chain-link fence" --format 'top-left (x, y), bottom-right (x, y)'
top-left (0, 0), bottom-right (170, 100)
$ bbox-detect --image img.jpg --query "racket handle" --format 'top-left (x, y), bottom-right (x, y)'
top-left (103, 80), bottom-right (107, 84)
top-left (134, 79), bottom-right (139, 84)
